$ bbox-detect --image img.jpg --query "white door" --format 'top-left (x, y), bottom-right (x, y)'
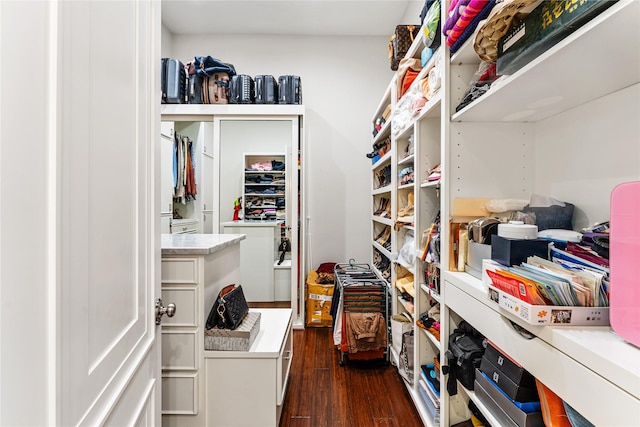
top-left (0, 1), bottom-right (163, 425)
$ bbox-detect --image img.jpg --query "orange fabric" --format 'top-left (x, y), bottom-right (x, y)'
top-left (400, 69), bottom-right (420, 98)
top-left (535, 379), bottom-right (572, 427)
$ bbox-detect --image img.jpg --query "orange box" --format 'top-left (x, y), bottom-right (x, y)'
top-left (305, 270), bottom-right (334, 327)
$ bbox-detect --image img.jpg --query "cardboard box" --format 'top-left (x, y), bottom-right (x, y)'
top-left (204, 311), bottom-right (261, 351)
top-left (487, 283), bottom-right (610, 326)
top-left (475, 369), bottom-right (544, 427)
top-left (482, 258), bottom-right (610, 326)
top-left (306, 270), bottom-right (335, 327)
top-left (497, 0), bottom-right (616, 75)
top-left (491, 235), bottom-right (550, 267)
top-left (480, 356), bottom-right (538, 402)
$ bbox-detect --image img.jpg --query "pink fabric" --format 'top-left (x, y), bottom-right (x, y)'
top-left (442, 0), bottom-right (470, 37)
top-left (446, 0), bottom-right (490, 46)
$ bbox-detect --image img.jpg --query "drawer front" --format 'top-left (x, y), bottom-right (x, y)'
top-left (445, 280), bottom-right (640, 426)
top-left (276, 321), bottom-right (293, 406)
top-left (162, 330), bottom-right (198, 370)
top-left (161, 372), bottom-right (198, 415)
top-left (172, 225), bottom-right (198, 234)
top-left (161, 287), bottom-right (198, 327)
top-left (161, 258), bottom-right (198, 284)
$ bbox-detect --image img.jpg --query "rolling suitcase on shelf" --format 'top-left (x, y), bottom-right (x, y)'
top-left (161, 58), bottom-right (187, 104)
top-left (187, 73), bottom-right (204, 104)
top-left (278, 75), bottom-right (302, 104)
top-left (255, 75), bottom-right (278, 104)
top-left (229, 74), bottom-right (255, 104)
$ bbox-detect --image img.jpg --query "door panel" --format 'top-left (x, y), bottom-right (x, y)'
top-left (57, 1), bottom-right (160, 425)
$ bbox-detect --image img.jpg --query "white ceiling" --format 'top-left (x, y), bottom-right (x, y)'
top-left (161, 0), bottom-right (422, 36)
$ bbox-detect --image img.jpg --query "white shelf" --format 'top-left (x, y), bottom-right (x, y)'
top-left (371, 151), bottom-right (391, 170)
top-left (444, 272), bottom-right (640, 425)
top-left (161, 103), bottom-right (304, 117)
top-left (372, 119), bottom-right (392, 145)
top-left (398, 153), bottom-right (415, 166)
top-left (420, 179), bottom-right (440, 189)
top-left (452, 1), bottom-right (638, 123)
top-left (372, 241), bottom-right (391, 259)
top-left (204, 308), bottom-right (292, 358)
top-left (371, 2), bottom-right (640, 425)
top-left (420, 327), bottom-right (441, 349)
top-left (371, 215), bottom-right (392, 226)
top-left (415, 93), bottom-right (442, 121)
top-left (420, 284), bottom-right (440, 304)
top-left (372, 185), bottom-right (392, 195)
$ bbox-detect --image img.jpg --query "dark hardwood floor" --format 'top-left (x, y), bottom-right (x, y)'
top-left (279, 327), bottom-right (423, 427)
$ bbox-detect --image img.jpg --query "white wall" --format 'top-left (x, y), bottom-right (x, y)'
top-left (167, 33), bottom-right (394, 269)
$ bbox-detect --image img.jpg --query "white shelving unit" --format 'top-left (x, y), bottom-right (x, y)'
top-left (370, 1), bottom-right (640, 426)
top-left (243, 153), bottom-right (286, 222)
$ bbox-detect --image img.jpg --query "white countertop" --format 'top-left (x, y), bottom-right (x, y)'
top-left (161, 233), bottom-right (245, 255)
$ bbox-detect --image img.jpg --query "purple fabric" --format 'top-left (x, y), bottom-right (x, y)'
top-left (450, 0), bottom-right (496, 53)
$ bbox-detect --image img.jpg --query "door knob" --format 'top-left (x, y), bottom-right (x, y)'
top-left (155, 298), bottom-right (176, 325)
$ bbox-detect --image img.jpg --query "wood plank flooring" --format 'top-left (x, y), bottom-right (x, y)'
top-left (279, 327), bottom-right (423, 427)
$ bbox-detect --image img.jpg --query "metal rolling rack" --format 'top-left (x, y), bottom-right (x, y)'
top-left (334, 259), bottom-right (391, 366)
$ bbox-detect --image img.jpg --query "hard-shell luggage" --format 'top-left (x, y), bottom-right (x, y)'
top-left (161, 58), bottom-right (186, 104)
top-left (254, 75), bottom-right (278, 104)
top-left (229, 75), bottom-right (255, 104)
top-left (277, 75), bottom-right (302, 105)
top-left (187, 73), bottom-right (204, 104)
top-left (202, 73), bottom-right (230, 104)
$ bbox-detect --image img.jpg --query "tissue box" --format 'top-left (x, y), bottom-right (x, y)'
top-left (497, 0), bottom-right (616, 75)
top-left (204, 311), bottom-right (261, 351)
top-left (491, 235), bottom-right (549, 267)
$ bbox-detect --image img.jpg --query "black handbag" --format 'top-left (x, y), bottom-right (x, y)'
top-left (206, 284), bottom-right (249, 330)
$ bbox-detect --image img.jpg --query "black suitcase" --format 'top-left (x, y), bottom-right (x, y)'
top-left (228, 74), bottom-right (255, 104)
top-left (255, 75), bottom-right (278, 104)
top-left (161, 58), bottom-right (186, 104)
top-left (187, 73), bottom-right (204, 104)
top-left (278, 75), bottom-right (302, 105)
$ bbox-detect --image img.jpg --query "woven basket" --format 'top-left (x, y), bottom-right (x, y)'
top-left (473, 0), bottom-right (540, 63)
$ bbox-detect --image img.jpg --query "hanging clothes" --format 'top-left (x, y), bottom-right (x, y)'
top-left (173, 132), bottom-right (198, 204)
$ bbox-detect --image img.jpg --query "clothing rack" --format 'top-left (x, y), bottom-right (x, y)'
top-left (334, 259), bottom-right (390, 366)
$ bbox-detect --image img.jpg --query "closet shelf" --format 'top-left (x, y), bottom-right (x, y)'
top-left (452, 1), bottom-right (638, 123)
top-left (420, 327), bottom-right (441, 349)
top-left (372, 186), bottom-right (392, 195)
top-left (161, 103), bottom-right (304, 117)
top-left (420, 284), bottom-right (440, 303)
top-left (372, 241), bottom-right (391, 259)
top-left (372, 120), bottom-right (392, 145)
top-left (371, 216), bottom-right (392, 226)
top-left (415, 94), bottom-right (441, 121)
top-left (461, 387), bottom-right (504, 427)
top-left (371, 152), bottom-right (391, 170)
top-left (444, 270), bottom-right (640, 403)
top-left (420, 179), bottom-right (440, 189)
top-left (398, 153), bottom-right (415, 165)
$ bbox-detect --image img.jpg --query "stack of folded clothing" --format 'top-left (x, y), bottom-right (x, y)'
top-left (443, 0), bottom-right (497, 54)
